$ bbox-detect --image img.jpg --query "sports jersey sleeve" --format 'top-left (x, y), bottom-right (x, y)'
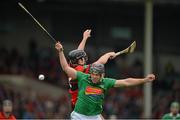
top-left (76, 71), bottom-right (86, 82)
top-left (103, 78), bottom-right (116, 90)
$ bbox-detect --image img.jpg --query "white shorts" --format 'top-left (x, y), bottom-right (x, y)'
top-left (71, 111), bottom-right (102, 120)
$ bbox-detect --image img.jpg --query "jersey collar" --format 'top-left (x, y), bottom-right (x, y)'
top-left (170, 113), bottom-right (180, 117)
top-left (88, 76), bottom-right (103, 85)
top-left (1, 112), bottom-right (13, 119)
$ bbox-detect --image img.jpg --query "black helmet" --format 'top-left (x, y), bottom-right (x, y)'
top-left (68, 49), bottom-right (88, 64)
top-left (90, 63), bottom-right (105, 74)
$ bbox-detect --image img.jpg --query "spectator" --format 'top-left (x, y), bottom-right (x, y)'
top-left (162, 102), bottom-right (180, 120)
top-left (0, 99), bottom-right (16, 120)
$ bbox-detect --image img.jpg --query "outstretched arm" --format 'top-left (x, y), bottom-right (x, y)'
top-left (93, 52), bottom-right (116, 65)
top-left (55, 41), bottom-right (77, 80)
top-left (114, 74), bottom-right (156, 87)
top-left (77, 29), bottom-right (91, 50)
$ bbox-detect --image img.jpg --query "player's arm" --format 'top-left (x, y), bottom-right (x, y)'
top-left (55, 41), bottom-right (77, 80)
top-left (77, 29), bottom-right (91, 50)
top-left (114, 74), bottom-right (155, 87)
top-left (93, 52), bottom-right (116, 65)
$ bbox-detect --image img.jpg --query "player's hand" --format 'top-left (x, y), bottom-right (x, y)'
top-left (83, 29), bottom-right (91, 39)
top-left (145, 74), bottom-right (156, 82)
top-left (55, 41), bottom-right (63, 52)
top-left (108, 52), bottom-right (116, 59)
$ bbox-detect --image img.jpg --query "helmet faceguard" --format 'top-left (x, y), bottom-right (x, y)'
top-left (68, 49), bottom-right (88, 66)
top-left (90, 63), bottom-right (105, 74)
top-left (89, 64), bottom-right (105, 84)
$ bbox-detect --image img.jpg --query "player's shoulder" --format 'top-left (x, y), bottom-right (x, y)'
top-left (11, 115), bottom-right (16, 119)
top-left (102, 77), bottom-right (116, 85)
top-left (0, 112), bottom-right (4, 117)
top-left (162, 113), bottom-right (171, 119)
top-left (77, 71), bottom-right (89, 77)
top-left (75, 65), bottom-right (84, 71)
top-left (0, 112), bottom-right (3, 118)
top-left (75, 65), bottom-right (90, 71)
top-left (100, 78), bottom-right (116, 89)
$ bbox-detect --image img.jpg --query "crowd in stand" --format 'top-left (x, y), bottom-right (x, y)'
top-left (0, 84), bottom-right (70, 119)
top-left (0, 40), bottom-right (180, 119)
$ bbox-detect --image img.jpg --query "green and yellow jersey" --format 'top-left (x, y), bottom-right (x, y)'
top-left (74, 71), bottom-right (116, 116)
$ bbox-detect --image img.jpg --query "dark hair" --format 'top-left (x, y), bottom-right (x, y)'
top-left (3, 99), bottom-right (12, 106)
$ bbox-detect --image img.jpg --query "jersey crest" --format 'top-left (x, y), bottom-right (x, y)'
top-left (85, 86), bottom-right (103, 95)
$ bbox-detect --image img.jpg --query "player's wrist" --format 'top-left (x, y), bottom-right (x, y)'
top-left (143, 78), bottom-right (149, 83)
top-left (58, 48), bottom-right (64, 52)
top-left (83, 37), bottom-right (88, 40)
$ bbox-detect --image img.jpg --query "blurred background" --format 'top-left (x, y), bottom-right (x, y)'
top-left (0, 0), bottom-right (180, 119)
